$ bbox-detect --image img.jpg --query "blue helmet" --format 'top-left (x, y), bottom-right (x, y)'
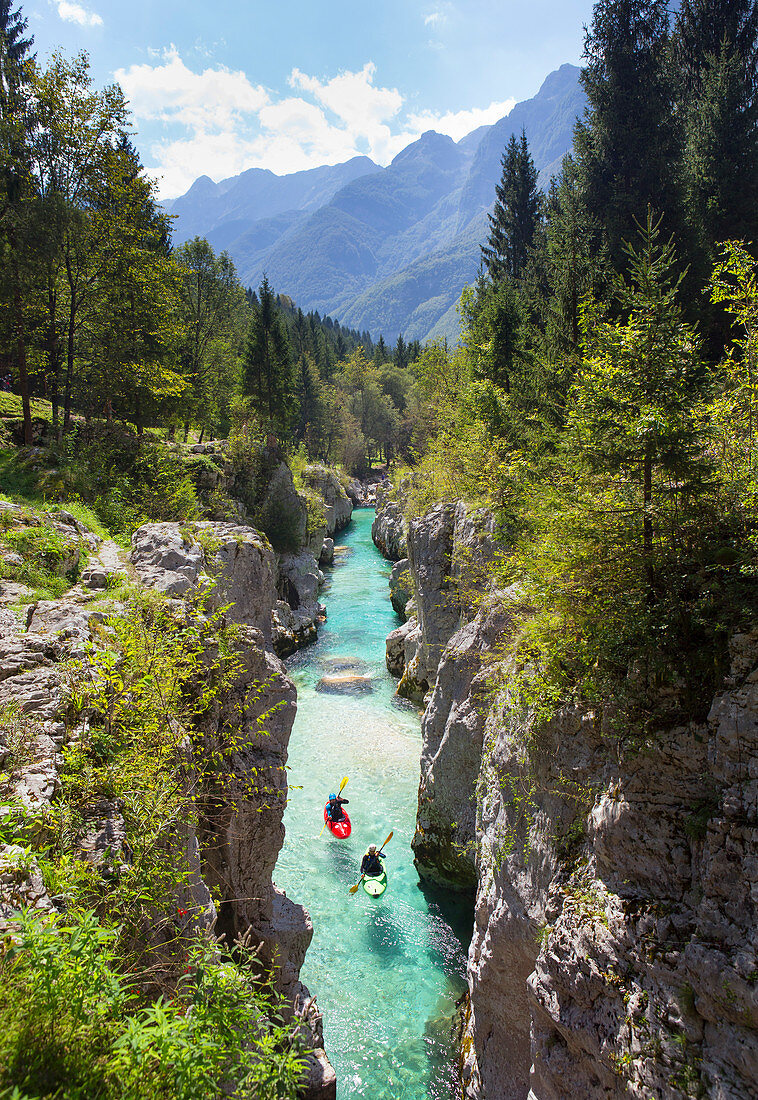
top-left (329, 793), bottom-right (336, 801)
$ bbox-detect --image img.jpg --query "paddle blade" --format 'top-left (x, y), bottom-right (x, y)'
top-left (338, 775), bottom-right (349, 794)
top-left (318, 820), bottom-right (327, 838)
top-left (349, 876), bottom-right (364, 895)
top-left (380, 829), bottom-right (393, 850)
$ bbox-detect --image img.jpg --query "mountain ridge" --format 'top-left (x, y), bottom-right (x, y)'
top-left (169, 63), bottom-right (586, 342)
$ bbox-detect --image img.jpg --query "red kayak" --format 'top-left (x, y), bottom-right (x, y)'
top-left (324, 804), bottom-right (351, 838)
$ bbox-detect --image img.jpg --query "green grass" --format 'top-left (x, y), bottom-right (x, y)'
top-left (0, 393), bottom-right (54, 421)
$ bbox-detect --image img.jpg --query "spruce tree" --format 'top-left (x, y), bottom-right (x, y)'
top-left (676, 1), bottom-right (758, 250)
top-left (0, 0), bottom-right (34, 442)
top-left (481, 128), bottom-right (541, 283)
top-left (575, 0), bottom-right (682, 273)
top-left (244, 275), bottom-right (295, 438)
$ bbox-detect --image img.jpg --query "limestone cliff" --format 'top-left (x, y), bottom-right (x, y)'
top-left (0, 507), bottom-right (335, 1098)
top-left (372, 482), bottom-right (408, 561)
top-left (381, 498), bottom-right (498, 705)
top-left (379, 490), bottom-right (758, 1099)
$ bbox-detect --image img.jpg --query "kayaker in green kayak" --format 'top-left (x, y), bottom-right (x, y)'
top-left (360, 844), bottom-right (385, 876)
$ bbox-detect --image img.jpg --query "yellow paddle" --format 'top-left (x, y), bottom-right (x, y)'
top-left (349, 830), bottom-right (393, 893)
top-left (319, 776), bottom-right (349, 838)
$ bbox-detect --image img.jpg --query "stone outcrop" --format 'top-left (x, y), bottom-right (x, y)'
top-left (412, 597), bottom-right (515, 891)
top-left (275, 550), bottom-right (326, 655)
top-left (378, 485), bottom-right (757, 1099)
top-left (0, 506), bottom-right (336, 1097)
top-left (387, 501), bottom-right (498, 704)
top-left (457, 631), bottom-right (758, 1100)
top-left (130, 520), bottom-right (327, 657)
top-left (301, 465), bottom-right (353, 536)
top-left (372, 482), bottom-right (408, 561)
top-left (389, 558), bottom-right (413, 618)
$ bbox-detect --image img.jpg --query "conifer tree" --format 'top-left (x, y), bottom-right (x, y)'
top-left (0, 0), bottom-right (34, 442)
top-left (676, 1), bottom-right (758, 251)
top-left (244, 275), bottom-right (295, 438)
top-left (575, 0), bottom-right (682, 273)
top-left (542, 155), bottom-right (608, 354)
top-left (481, 128), bottom-right (542, 283)
top-left (393, 333), bottom-right (409, 370)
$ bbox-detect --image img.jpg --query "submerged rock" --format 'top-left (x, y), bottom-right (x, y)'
top-left (320, 655), bottom-right (369, 673)
top-left (315, 674), bottom-right (374, 695)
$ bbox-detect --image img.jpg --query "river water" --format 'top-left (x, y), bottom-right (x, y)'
top-left (276, 508), bottom-right (471, 1100)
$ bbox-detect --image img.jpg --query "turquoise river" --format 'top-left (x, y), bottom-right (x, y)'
top-left (276, 508), bottom-right (472, 1100)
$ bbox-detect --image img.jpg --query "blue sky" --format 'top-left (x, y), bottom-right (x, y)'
top-left (27, 1), bottom-right (595, 198)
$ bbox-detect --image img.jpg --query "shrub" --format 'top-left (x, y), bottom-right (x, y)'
top-left (0, 911), bottom-right (306, 1100)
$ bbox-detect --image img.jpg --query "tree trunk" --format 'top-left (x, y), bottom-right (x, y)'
top-left (643, 448), bottom-right (654, 597)
top-left (63, 293), bottom-right (76, 434)
top-left (47, 281), bottom-right (60, 432)
top-left (7, 230), bottom-right (33, 445)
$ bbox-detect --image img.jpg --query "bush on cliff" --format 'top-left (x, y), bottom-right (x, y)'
top-left (0, 911), bottom-right (305, 1100)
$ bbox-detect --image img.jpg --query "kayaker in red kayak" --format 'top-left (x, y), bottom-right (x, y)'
top-left (327, 791), bottom-right (349, 822)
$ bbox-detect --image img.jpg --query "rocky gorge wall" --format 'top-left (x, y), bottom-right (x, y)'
top-left (373, 486), bottom-right (758, 1100)
top-left (0, 457), bottom-right (360, 1098)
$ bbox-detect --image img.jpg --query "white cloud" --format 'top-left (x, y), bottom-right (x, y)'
top-left (290, 63), bottom-right (402, 132)
top-left (424, 12), bottom-right (445, 27)
top-left (55, 1), bottom-right (103, 27)
top-left (116, 49), bottom-right (513, 199)
top-left (408, 99), bottom-right (516, 142)
top-left (116, 46), bottom-right (268, 132)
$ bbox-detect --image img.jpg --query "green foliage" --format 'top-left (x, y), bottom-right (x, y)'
top-left (0, 514), bottom-right (81, 597)
top-left (575, 0), bottom-right (682, 271)
top-left (301, 488), bottom-right (326, 539)
top-left (57, 432), bottom-right (199, 538)
top-left (243, 276), bottom-right (296, 439)
top-left (0, 910), bottom-right (306, 1100)
top-left (481, 128), bottom-right (542, 284)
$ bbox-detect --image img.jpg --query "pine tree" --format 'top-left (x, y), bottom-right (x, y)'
top-left (569, 213), bottom-right (706, 597)
top-left (393, 333), bottom-right (409, 370)
top-left (244, 275), bottom-right (295, 438)
top-left (294, 352), bottom-right (323, 447)
top-left (676, 1), bottom-right (758, 250)
top-left (542, 155), bottom-right (608, 354)
top-left (481, 128), bottom-right (542, 283)
top-left (575, 0), bottom-right (682, 273)
top-left (0, 0), bottom-right (34, 442)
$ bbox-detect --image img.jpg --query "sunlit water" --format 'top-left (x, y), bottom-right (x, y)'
top-left (276, 509), bottom-right (472, 1100)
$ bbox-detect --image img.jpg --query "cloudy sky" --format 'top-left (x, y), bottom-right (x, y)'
top-left (27, 1), bottom-right (594, 198)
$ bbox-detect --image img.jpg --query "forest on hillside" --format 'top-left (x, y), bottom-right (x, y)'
top-left (0, 0), bottom-right (422, 477)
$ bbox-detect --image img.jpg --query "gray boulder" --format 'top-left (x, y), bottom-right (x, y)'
top-left (389, 558), bottom-right (413, 618)
top-left (302, 465), bottom-right (353, 535)
top-left (372, 483), bottom-right (407, 561)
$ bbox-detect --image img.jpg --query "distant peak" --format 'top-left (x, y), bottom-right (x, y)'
top-left (535, 63), bottom-right (581, 99)
top-left (390, 129), bottom-right (456, 167)
top-left (186, 174), bottom-right (217, 195)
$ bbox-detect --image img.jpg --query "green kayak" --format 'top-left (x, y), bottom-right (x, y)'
top-left (362, 867), bottom-right (387, 897)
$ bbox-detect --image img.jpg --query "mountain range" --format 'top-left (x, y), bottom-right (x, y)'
top-left (166, 63), bottom-right (586, 344)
